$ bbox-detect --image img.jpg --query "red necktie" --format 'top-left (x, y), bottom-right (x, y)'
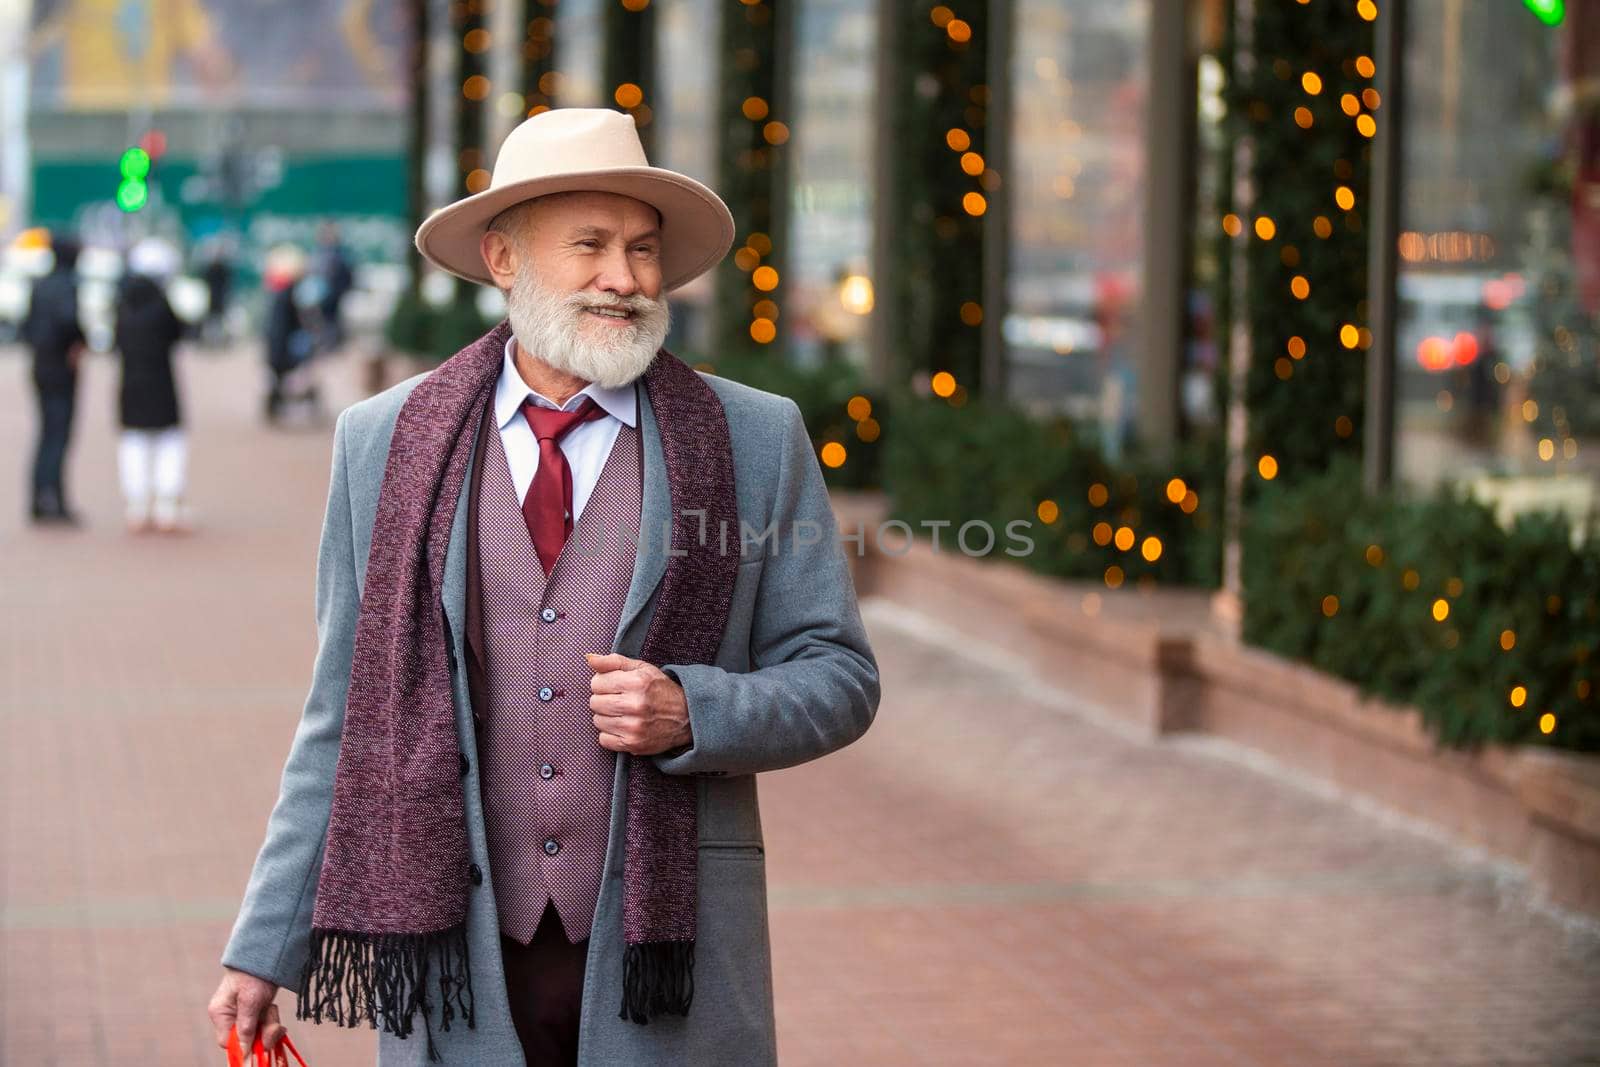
top-left (520, 396), bottom-right (608, 576)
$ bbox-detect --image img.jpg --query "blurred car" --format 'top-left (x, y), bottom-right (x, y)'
top-left (1395, 270), bottom-right (1535, 408)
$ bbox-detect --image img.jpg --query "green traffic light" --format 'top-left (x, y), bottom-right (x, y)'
top-left (119, 146), bottom-right (151, 181)
top-left (1523, 0), bottom-right (1563, 25)
top-left (116, 178), bottom-right (149, 213)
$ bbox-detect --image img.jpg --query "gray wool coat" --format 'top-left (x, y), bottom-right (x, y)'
top-left (221, 365), bottom-right (881, 1065)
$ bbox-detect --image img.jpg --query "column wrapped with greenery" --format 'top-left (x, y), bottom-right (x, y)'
top-left (436, 0), bottom-right (498, 352)
top-left (1204, 0), bottom-right (1238, 513)
top-left (384, 0), bottom-right (436, 359)
top-left (1221, 0), bottom-right (1375, 490)
top-left (713, 0), bottom-right (793, 358)
top-left (877, 3), bottom-right (992, 395)
top-left (522, 0), bottom-right (561, 112)
top-left (405, 0), bottom-right (432, 290)
top-left (603, 0), bottom-right (658, 156)
top-left (454, 0), bottom-right (488, 197)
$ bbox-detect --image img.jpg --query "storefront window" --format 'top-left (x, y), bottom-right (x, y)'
top-left (1394, 1), bottom-right (1598, 524)
top-left (654, 0), bottom-right (719, 352)
top-left (554, 0), bottom-right (604, 108)
top-left (1006, 1), bottom-right (1150, 460)
top-left (654, 0), bottom-right (718, 187)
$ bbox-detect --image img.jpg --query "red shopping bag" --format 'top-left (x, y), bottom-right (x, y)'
top-left (226, 1024), bottom-right (308, 1067)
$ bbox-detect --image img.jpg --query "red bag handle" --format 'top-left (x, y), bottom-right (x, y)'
top-left (226, 1024), bottom-right (308, 1067)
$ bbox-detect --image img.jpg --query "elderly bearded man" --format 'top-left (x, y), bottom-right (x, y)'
top-left (207, 109), bottom-right (880, 1066)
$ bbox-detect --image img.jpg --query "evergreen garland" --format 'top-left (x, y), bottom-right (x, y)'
top-left (454, 0), bottom-right (488, 200)
top-left (1523, 148), bottom-right (1600, 441)
top-left (603, 0), bottom-right (658, 156)
top-left (1527, 270), bottom-right (1600, 442)
top-left (1206, 0), bottom-right (1237, 482)
top-left (712, 0), bottom-right (792, 358)
top-left (1222, 0), bottom-right (1374, 490)
top-left (521, 0), bottom-right (561, 113)
top-left (446, 0), bottom-right (495, 352)
top-left (403, 0), bottom-right (431, 294)
top-left (1243, 459), bottom-right (1597, 753)
top-left (878, 3), bottom-right (990, 393)
top-left (385, 0), bottom-right (496, 360)
top-left (885, 391), bottom-right (1223, 589)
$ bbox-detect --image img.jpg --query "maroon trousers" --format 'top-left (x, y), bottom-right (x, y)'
top-left (500, 900), bottom-right (590, 1065)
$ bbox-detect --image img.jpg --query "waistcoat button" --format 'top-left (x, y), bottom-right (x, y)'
top-left (543, 839), bottom-right (560, 856)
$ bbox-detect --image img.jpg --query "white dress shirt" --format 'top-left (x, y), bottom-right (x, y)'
top-left (494, 338), bottom-right (638, 524)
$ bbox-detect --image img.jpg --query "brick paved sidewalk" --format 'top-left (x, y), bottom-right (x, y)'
top-left (2, 342), bottom-right (1597, 1066)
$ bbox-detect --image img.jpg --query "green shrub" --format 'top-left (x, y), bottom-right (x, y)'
top-left (691, 350), bottom-right (886, 491)
top-left (881, 392), bottom-right (1223, 588)
top-left (697, 355), bottom-right (1221, 584)
top-left (382, 288), bottom-right (434, 356)
top-left (701, 350), bottom-right (1597, 756)
top-left (1243, 460), bottom-right (1599, 752)
top-left (384, 289), bottom-right (497, 363)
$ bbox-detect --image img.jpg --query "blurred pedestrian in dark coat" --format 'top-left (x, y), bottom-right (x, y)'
top-left (314, 221), bottom-right (354, 350)
top-left (21, 233), bottom-right (86, 524)
top-left (262, 245), bottom-right (315, 422)
top-left (203, 247), bottom-right (234, 345)
top-left (115, 239), bottom-right (189, 532)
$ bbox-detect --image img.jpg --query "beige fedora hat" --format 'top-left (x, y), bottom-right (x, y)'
top-left (414, 108), bottom-right (735, 292)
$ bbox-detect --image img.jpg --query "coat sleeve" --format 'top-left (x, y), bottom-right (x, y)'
top-left (652, 399), bottom-right (880, 778)
top-left (221, 410), bottom-right (359, 987)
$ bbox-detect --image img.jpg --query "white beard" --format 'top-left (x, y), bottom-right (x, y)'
top-left (506, 269), bottom-right (671, 389)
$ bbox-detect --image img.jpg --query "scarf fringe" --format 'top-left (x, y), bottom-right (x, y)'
top-left (618, 940), bottom-right (695, 1024)
top-left (296, 925), bottom-right (475, 1061)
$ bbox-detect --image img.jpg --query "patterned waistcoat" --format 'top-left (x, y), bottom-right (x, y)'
top-left (465, 397), bottom-right (642, 945)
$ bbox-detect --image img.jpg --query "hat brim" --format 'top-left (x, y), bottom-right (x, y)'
top-left (414, 167), bottom-right (736, 292)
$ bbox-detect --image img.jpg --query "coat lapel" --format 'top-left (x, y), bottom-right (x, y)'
top-left (440, 413), bottom-right (479, 656)
top-left (614, 380), bottom-right (669, 650)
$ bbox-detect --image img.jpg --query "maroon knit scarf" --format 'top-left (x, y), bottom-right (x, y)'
top-left (295, 320), bottom-right (739, 1056)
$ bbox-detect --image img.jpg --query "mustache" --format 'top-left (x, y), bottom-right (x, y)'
top-left (562, 290), bottom-right (664, 316)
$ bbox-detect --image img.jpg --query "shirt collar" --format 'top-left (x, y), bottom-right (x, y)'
top-left (495, 336), bottom-right (639, 430)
